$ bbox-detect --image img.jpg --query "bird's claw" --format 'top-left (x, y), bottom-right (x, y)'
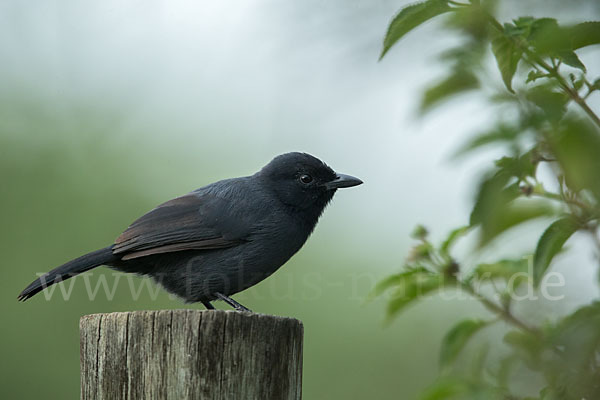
top-left (215, 292), bottom-right (252, 312)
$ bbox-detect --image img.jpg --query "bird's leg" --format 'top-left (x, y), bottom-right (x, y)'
top-left (201, 300), bottom-right (215, 310)
top-left (215, 292), bottom-right (252, 312)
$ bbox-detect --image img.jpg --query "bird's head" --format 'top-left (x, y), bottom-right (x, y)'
top-left (257, 152), bottom-right (362, 213)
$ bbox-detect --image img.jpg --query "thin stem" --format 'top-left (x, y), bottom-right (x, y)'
top-left (543, 65), bottom-right (600, 128)
top-left (532, 189), bottom-right (590, 212)
top-left (459, 282), bottom-right (542, 338)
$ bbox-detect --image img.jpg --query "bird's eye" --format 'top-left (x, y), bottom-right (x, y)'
top-left (299, 174), bottom-right (313, 184)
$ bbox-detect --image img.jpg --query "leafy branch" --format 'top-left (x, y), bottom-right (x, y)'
top-left (380, 0), bottom-right (600, 127)
top-left (376, 1), bottom-right (600, 399)
top-left (481, 8), bottom-right (600, 128)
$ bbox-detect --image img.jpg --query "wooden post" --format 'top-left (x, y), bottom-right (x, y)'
top-left (80, 310), bottom-right (303, 400)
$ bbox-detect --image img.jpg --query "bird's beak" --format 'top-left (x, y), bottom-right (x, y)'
top-left (323, 173), bottom-right (363, 190)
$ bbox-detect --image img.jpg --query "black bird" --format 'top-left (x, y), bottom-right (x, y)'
top-left (18, 152), bottom-right (362, 311)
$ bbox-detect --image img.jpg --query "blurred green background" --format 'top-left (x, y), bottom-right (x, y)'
top-left (1, 1), bottom-right (599, 399)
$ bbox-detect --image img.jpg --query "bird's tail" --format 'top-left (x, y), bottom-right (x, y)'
top-left (18, 246), bottom-right (117, 301)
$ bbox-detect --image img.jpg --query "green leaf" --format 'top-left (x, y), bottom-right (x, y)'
top-left (419, 378), bottom-right (470, 400)
top-left (550, 302), bottom-right (600, 367)
top-left (497, 200), bottom-right (556, 237)
top-left (496, 355), bottom-right (520, 389)
top-left (528, 18), bottom-right (565, 53)
top-left (540, 387), bottom-right (566, 400)
top-left (533, 217), bottom-right (580, 286)
top-left (444, 4), bottom-right (490, 38)
top-left (472, 258), bottom-right (530, 287)
top-left (545, 117), bottom-right (600, 201)
top-left (439, 319), bottom-right (488, 369)
top-left (529, 19), bottom-right (600, 53)
top-left (380, 0), bottom-right (451, 59)
top-left (440, 226), bottom-right (470, 255)
top-left (491, 31), bottom-right (523, 92)
top-left (438, 42), bottom-right (486, 70)
top-left (512, 16), bottom-right (536, 28)
top-left (527, 20), bottom-right (598, 73)
top-left (570, 73), bottom-right (585, 91)
top-left (494, 150), bottom-right (538, 180)
top-left (557, 51), bottom-right (586, 72)
top-left (565, 21), bottom-right (600, 50)
top-left (504, 19), bottom-right (530, 37)
top-left (526, 69), bottom-right (547, 84)
top-left (509, 16), bottom-right (540, 40)
top-left (469, 343), bottom-right (490, 380)
top-left (386, 270), bottom-right (446, 319)
top-left (526, 86), bottom-right (569, 123)
top-left (469, 147), bottom-right (563, 246)
top-left (453, 124), bottom-right (520, 157)
top-left (504, 330), bottom-right (545, 370)
top-left (480, 199), bottom-right (557, 246)
top-left (419, 377), bottom-right (505, 400)
top-left (470, 166), bottom-right (556, 246)
top-left (546, 302), bottom-right (600, 398)
top-left (470, 173), bottom-right (517, 226)
top-left (368, 267), bottom-right (429, 300)
top-left (420, 70), bottom-right (479, 112)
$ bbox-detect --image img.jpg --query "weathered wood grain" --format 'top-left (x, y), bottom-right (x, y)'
top-left (80, 310), bottom-right (303, 400)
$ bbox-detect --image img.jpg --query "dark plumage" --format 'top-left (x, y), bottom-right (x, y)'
top-left (18, 152), bottom-right (362, 310)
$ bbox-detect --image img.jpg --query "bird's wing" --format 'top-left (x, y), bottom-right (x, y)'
top-left (113, 193), bottom-right (249, 260)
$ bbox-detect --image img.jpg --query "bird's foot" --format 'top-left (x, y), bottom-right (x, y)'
top-left (201, 300), bottom-right (215, 310)
top-left (215, 292), bottom-right (252, 312)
